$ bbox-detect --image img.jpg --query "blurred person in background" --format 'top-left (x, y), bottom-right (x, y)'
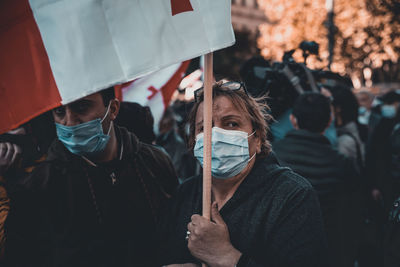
top-left (384, 118), bottom-right (400, 267)
top-left (329, 85), bottom-right (379, 267)
top-left (366, 90), bottom-right (400, 210)
top-left (273, 92), bottom-right (360, 267)
top-left (356, 91), bottom-right (374, 124)
top-left (356, 90), bottom-right (374, 142)
top-left (329, 85), bottom-right (365, 167)
top-left (170, 88), bottom-right (196, 143)
top-left (0, 132), bottom-right (21, 259)
top-left (360, 90), bottom-right (400, 267)
top-left (114, 102), bottom-right (156, 144)
top-left (157, 107), bottom-right (200, 183)
top-left (0, 112), bottom-right (55, 258)
top-left (0, 112), bottom-right (56, 182)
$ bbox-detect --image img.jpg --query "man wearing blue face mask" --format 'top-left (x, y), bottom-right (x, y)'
top-left (4, 87), bottom-right (178, 267)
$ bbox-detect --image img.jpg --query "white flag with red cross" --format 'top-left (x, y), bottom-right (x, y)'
top-left (0, 0), bottom-right (235, 133)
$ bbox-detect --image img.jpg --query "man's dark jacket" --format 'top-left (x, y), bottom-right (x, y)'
top-left (273, 129), bottom-right (361, 267)
top-left (4, 126), bottom-right (178, 267)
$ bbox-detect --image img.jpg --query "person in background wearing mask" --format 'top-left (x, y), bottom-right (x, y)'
top-left (366, 90), bottom-right (400, 211)
top-left (356, 90), bottom-right (375, 143)
top-left (359, 90), bottom-right (400, 267)
top-left (384, 120), bottom-right (400, 267)
top-left (4, 87), bottom-right (178, 267)
top-left (159, 82), bottom-right (328, 267)
top-left (157, 107), bottom-right (200, 183)
top-left (356, 91), bottom-right (374, 126)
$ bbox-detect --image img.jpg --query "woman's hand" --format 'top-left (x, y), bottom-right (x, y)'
top-left (187, 202), bottom-right (242, 267)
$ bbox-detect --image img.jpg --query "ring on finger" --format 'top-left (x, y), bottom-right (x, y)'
top-left (185, 230), bottom-right (191, 240)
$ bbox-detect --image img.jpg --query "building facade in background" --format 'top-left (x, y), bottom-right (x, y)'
top-left (231, 0), bottom-right (267, 36)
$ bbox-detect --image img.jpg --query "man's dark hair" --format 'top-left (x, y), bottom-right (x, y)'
top-left (100, 87), bottom-right (116, 106)
top-left (292, 92), bottom-right (331, 133)
top-left (329, 85), bottom-right (359, 125)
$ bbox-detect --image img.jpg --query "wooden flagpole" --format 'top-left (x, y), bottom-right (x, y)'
top-left (202, 52), bottom-right (213, 221)
top-left (201, 52), bottom-right (213, 267)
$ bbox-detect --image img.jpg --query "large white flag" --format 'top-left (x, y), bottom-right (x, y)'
top-left (0, 0), bottom-right (235, 133)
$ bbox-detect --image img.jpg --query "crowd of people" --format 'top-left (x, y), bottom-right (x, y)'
top-left (0, 72), bottom-right (399, 267)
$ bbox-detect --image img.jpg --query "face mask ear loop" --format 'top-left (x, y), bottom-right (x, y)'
top-left (248, 152), bottom-right (256, 162)
top-left (248, 130), bottom-right (257, 162)
top-left (100, 102), bottom-right (112, 123)
top-left (248, 131), bottom-right (256, 138)
top-left (101, 101), bottom-right (113, 136)
top-left (106, 121), bottom-right (113, 135)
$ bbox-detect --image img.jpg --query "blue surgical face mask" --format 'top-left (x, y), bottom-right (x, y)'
top-left (381, 105), bottom-right (397, 119)
top-left (55, 103), bottom-right (112, 156)
top-left (358, 106), bottom-right (370, 125)
top-left (193, 127), bottom-right (256, 179)
top-left (358, 106), bottom-right (367, 115)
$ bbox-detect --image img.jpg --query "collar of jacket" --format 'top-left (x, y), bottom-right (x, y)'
top-left (194, 152), bottom-right (290, 214)
top-left (45, 125), bottom-right (141, 164)
top-left (285, 129), bottom-right (331, 145)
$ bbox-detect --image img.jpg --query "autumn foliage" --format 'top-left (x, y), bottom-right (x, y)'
top-left (257, 0), bottom-right (400, 81)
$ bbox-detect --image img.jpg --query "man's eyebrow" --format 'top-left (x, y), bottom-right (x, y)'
top-left (69, 99), bottom-right (93, 106)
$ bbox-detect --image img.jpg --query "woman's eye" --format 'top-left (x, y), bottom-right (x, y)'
top-left (227, 122), bottom-right (239, 128)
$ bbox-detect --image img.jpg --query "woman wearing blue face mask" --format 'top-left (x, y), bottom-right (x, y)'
top-left (159, 81), bottom-right (328, 267)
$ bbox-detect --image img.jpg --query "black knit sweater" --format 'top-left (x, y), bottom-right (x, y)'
top-left (159, 153), bottom-right (328, 267)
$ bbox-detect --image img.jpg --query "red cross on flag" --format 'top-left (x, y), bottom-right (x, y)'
top-left (0, 0), bottom-right (235, 134)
